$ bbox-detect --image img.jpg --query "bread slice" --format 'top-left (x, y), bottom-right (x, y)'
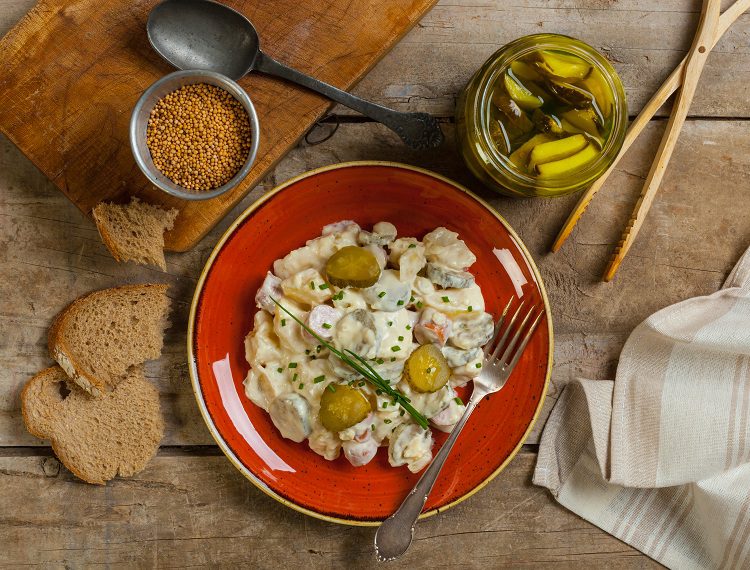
top-left (49, 284), bottom-right (170, 396)
top-left (21, 365), bottom-right (164, 485)
top-left (92, 197), bottom-right (178, 270)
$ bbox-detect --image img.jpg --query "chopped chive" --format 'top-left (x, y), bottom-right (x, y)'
top-left (313, 375), bottom-right (326, 383)
top-left (277, 367), bottom-right (283, 373)
top-left (406, 325), bottom-right (412, 330)
top-left (309, 281), bottom-right (315, 290)
top-left (298, 383), bottom-right (304, 389)
top-left (416, 301), bottom-right (423, 308)
top-left (409, 296), bottom-right (415, 303)
top-left (327, 384), bottom-right (336, 393)
top-left (319, 283), bottom-right (330, 290)
top-left (281, 318), bottom-right (287, 326)
top-left (371, 424), bottom-right (376, 431)
top-left (398, 336), bottom-right (404, 341)
top-left (391, 346), bottom-right (401, 352)
top-left (391, 357), bottom-right (396, 362)
top-left (476, 363), bottom-right (482, 368)
top-left (359, 381), bottom-right (366, 387)
top-left (322, 323), bottom-right (332, 329)
top-left (384, 419), bottom-right (392, 424)
top-left (382, 402), bottom-right (388, 408)
top-left (399, 409), bottom-right (405, 416)
top-left (378, 291), bottom-right (386, 298)
top-left (454, 396), bottom-right (464, 406)
top-left (442, 296), bottom-right (450, 303)
top-left (408, 243), bottom-right (417, 249)
top-left (292, 373), bottom-right (298, 382)
top-left (316, 345), bottom-right (322, 353)
top-left (288, 362), bottom-right (298, 369)
top-left (397, 300), bottom-right (405, 306)
top-left (305, 349), bottom-right (311, 355)
top-left (387, 321), bottom-right (393, 327)
top-left (467, 306), bottom-right (473, 312)
top-left (376, 358), bottom-right (384, 365)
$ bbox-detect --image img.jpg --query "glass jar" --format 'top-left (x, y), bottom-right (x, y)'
top-left (456, 33), bottom-right (628, 198)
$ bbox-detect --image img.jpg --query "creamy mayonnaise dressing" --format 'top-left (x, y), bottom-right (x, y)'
top-left (244, 221), bottom-right (491, 472)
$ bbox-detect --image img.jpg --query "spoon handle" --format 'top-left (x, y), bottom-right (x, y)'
top-left (255, 52), bottom-right (443, 150)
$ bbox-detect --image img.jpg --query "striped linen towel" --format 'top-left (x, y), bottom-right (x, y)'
top-left (534, 246), bottom-right (750, 569)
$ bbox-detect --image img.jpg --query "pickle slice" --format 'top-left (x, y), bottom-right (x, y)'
top-left (403, 344), bottom-right (450, 393)
top-left (325, 246), bottom-right (381, 288)
top-left (489, 118), bottom-right (512, 155)
top-left (509, 133), bottom-right (554, 170)
top-left (561, 109), bottom-right (600, 136)
top-left (536, 143), bottom-right (599, 178)
top-left (503, 71), bottom-right (543, 111)
top-left (560, 119), bottom-right (605, 149)
top-left (531, 109), bottom-right (564, 136)
top-left (534, 50), bottom-right (592, 80)
top-left (529, 134), bottom-right (588, 170)
top-left (491, 91), bottom-right (534, 135)
top-left (510, 60), bottom-right (542, 82)
top-left (319, 384), bottom-right (372, 432)
top-left (580, 68), bottom-right (614, 118)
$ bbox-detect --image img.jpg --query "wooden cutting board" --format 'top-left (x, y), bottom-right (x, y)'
top-left (0, 0), bottom-right (437, 251)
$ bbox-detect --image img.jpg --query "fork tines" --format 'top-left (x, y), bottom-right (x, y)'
top-left (485, 297), bottom-right (544, 369)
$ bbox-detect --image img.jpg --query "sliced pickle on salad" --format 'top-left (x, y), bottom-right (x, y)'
top-left (403, 344), bottom-right (450, 393)
top-left (536, 143), bottom-right (599, 179)
top-left (319, 384), bottom-right (372, 432)
top-left (325, 246), bottom-right (381, 289)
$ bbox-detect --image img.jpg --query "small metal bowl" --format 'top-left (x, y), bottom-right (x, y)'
top-left (130, 70), bottom-right (260, 201)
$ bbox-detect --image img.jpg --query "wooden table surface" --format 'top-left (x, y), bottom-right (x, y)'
top-left (2, 1), bottom-right (749, 567)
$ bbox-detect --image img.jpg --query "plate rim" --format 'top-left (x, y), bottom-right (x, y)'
top-left (186, 160), bottom-right (554, 526)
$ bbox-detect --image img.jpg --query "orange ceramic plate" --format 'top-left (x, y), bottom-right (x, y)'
top-left (188, 162), bottom-right (552, 525)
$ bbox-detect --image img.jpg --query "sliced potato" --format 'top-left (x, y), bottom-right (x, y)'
top-left (404, 344), bottom-right (450, 393)
top-left (319, 384), bottom-right (372, 432)
top-left (536, 143), bottom-right (599, 178)
top-left (325, 246), bottom-right (381, 288)
top-left (535, 50), bottom-right (592, 80)
top-left (508, 133), bottom-right (555, 170)
top-left (529, 134), bottom-right (588, 170)
top-left (503, 71), bottom-right (543, 111)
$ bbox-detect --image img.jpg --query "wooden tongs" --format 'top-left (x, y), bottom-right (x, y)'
top-left (551, 0), bottom-right (749, 281)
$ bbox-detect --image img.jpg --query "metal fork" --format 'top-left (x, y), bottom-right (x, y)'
top-left (374, 298), bottom-right (544, 562)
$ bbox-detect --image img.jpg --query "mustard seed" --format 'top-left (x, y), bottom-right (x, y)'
top-left (146, 83), bottom-right (253, 191)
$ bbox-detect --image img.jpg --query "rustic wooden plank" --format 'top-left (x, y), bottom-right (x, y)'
top-left (0, 450), bottom-right (661, 568)
top-left (3, 0), bottom-right (750, 122)
top-left (2, 118), bottom-right (749, 447)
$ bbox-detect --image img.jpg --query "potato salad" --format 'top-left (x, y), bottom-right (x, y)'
top-left (243, 221), bottom-right (493, 472)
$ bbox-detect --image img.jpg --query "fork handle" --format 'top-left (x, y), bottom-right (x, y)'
top-left (374, 393), bottom-right (483, 561)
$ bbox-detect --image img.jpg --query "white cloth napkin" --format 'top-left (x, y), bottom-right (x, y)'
top-left (534, 246), bottom-right (750, 569)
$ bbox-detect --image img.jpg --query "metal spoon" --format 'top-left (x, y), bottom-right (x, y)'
top-left (147, 0), bottom-right (444, 150)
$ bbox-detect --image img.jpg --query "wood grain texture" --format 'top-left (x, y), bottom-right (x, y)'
top-left (0, 450), bottom-right (662, 568)
top-left (3, 119), bottom-right (749, 447)
top-left (0, 0), bottom-right (437, 252)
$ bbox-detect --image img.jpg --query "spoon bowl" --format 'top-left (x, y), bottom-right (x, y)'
top-left (147, 0), bottom-right (444, 149)
top-left (148, 0), bottom-right (258, 80)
